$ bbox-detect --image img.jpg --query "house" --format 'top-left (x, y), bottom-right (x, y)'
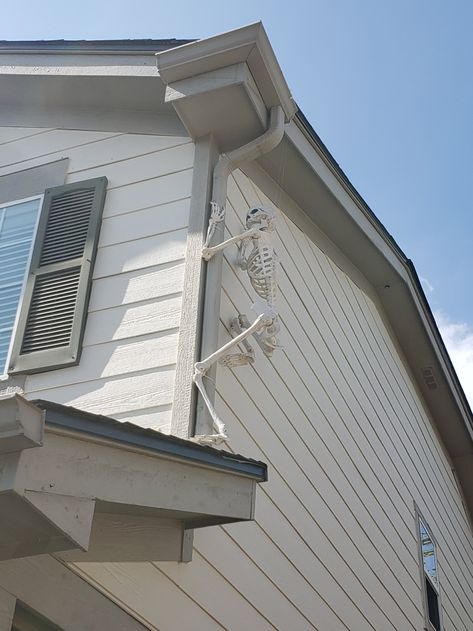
top-left (0, 22), bottom-right (472, 631)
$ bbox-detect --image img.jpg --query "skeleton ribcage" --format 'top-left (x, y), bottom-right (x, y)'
top-left (246, 235), bottom-right (277, 310)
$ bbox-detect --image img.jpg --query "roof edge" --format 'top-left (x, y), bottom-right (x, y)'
top-left (294, 108), bottom-right (473, 435)
top-left (156, 22), bottom-right (296, 122)
top-left (0, 39), bottom-right (196, 55)
top-left (34, 399), bottom-right (267, 482)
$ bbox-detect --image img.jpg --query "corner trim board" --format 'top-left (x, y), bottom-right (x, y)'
top-left (170, 136), bottom-right (219, 439)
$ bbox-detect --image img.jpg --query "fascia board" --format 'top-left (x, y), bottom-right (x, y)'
top-left (0, 53), bottom-right (159, 76)
top-left (404, 262), bottom-right (473, 434)
top-left (156, 22), bottom-right (296, 122)
top-left (0, 39), bottom-right (194, 54)
top-left (0, 394), bottom-right (44, 454)
top-left (287, 116), bottom-right (473, 436)
top-left (254, 116), bottom-right (473, 520)
top-left (286, 120), bottom-right (409, 281)
top-left (14, 429), bottom-right (257, 522)
top-left (38, 401), bottom-right (267, 481)
top-left (0, 397), bottom-right (263, 559)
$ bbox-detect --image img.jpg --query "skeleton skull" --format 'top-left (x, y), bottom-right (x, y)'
top-left (245, 207), bottom-right (276, 231)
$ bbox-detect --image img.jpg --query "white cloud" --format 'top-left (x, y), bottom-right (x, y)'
top-left (434, 311), bottom-right (473, 406)
top-left (420, 276), bottom-right (434, 294)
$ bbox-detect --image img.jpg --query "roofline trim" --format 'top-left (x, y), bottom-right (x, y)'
top-left (293, 109), bottom-right (473, 434)
top-left (34, 400), bottom-right (267, 481)
top-left (0, 39), bottom-right (196, 55)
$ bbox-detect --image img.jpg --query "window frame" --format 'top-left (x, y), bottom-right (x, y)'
top-left (414, 504), bottom-right (444, 631)
top-left (0, 193), bottom-right (43, 380)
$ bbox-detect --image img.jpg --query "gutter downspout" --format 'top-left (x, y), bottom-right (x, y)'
top-left (194, 105), bottom-right (285, 441)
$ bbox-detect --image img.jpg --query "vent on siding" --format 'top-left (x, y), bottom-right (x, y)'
top-left (40, 188), bottom-right (95, 266)
top-left (21, 268), bottom-right (81, 354)
top-left (422, 367), bottom-right (438, 390)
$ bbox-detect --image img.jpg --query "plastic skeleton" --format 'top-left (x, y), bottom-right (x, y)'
top-left (194, 206), bottom-right (280, 442)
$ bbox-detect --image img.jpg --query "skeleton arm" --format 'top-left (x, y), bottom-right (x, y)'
top-left (202, 227), bottom-right (260, 261)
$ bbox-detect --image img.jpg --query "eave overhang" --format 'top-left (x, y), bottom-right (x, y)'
top-left (0, 41), bottom-right (187, 135)
top-left (156, 22), bottom-right (296, 152)
top-left (156, 22), bottom-right (295, 122)
top-left (0, 38), bottom-right (195, 54)
top-left (0, 395), bottom-right (266, 563)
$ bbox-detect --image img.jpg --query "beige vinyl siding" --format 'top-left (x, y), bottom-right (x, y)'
top-left (4, 121), bottom-right (472, 630)
top-left (0, 126), bottom-right (193, 434)
top-left (71, 170), bottom-right (473, 630)
top-left (216, 170), bottom-right (473, 631)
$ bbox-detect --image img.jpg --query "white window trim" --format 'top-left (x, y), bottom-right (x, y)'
top-left (0, 194), bottom-right (43, 380)
top-left (414, 503), bottom-right (444, 631)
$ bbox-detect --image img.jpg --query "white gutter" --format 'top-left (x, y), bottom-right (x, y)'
top-left (194, 105), bottom-right (285, 441)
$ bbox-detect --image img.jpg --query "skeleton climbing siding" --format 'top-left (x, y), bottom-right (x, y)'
top-left (194, 204), bottom-right (280, 443)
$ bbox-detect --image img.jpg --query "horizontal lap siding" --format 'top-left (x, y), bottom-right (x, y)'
top-left (4, 123), bottom-right (472, 631)
top-left (72, 169), bottom-right (473, 630)
top-left (207, 170), bottom-right (473, 631)
top-left (0, 126), bottom-right (194, 433)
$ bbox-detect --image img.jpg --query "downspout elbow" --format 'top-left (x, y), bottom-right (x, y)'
top-left (211, 106), bottom-right (285, 209)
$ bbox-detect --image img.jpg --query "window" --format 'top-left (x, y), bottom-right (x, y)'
top-left (0, 196), bottom-right (41, 376)
top-left (418, 513), bottom-right (443, 631)
top-left (5, 177), bottom-right (108, 375)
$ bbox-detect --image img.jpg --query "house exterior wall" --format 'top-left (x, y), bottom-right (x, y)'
top-left (213, 170), bottom-right (473, 631)
top-left (61, 167), bottom-right (473, 629)
top-left (0, 125), bottom-right (194, 433)
top-left (2, 122), bottom-right (472, 630)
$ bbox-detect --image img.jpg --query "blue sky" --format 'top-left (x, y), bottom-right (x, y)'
top-left (3, 0), bottom-right (472, 400)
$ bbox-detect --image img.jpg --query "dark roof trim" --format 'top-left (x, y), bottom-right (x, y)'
top-left (34, 399), bottom-right (267, 482)
top-left (295, 108), bottom-right (473, 430)
top-left (295, 109), bottom-right (408, 261)
top-left (0, 39), bottom-right (195, 54)
top-left (406, 259), bottom-right (473, 423)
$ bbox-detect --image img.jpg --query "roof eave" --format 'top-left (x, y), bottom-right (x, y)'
top-left (0, 39), bottom-right (195, 55)
top-left (0, 395), bottom-right (267, 562)
top-left (294, 109), bottom-right (473, 437)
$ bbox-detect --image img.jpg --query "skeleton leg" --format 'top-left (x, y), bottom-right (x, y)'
top-left (254, 316), bottom-right (281, 357)
top-left (193, 312), bottom-right (272, 441)
top-left (218, 315), bottom-right (255, 367)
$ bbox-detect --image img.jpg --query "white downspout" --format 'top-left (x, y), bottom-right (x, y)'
top-left (194, 105), bottom-right (285, 441)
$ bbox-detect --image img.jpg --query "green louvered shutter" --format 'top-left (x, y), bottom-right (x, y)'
top-left (9, 177), bottom-right (107, 374)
